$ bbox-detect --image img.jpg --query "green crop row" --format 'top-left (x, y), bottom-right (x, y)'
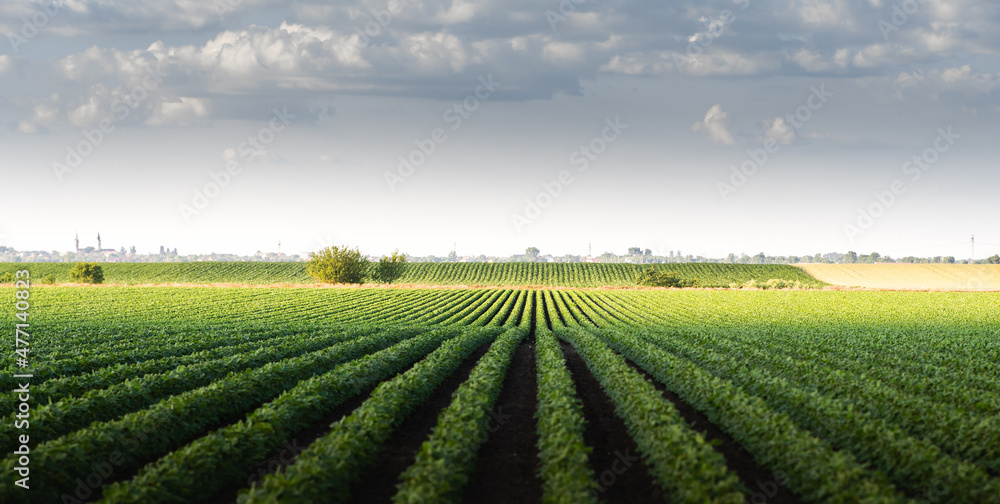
top-left (533, 318), bottom-right (596, 503)
top-left (1, 285), bottom-right (998, 503)
top-left (659, 326), bottom-right (1000, 475)
top-left (410, 290), bottom-right (489, 325)
top-left (488, 290), bottom-right (526, 327)
top-left (446, 289), bottom-right (510, 325)
top-left (0, 262), bottom-right (313, 284)
top-left (392, 314), bottom-right (529, 502)
top-left (0, 324), bottom-right (304, 391)
top-left (1, 261), bottom-right (826, 288)
top-left (669, 323), bottom-right (1000, 424)
top-left (239, 326), bottom-right (506, 503)
top-left (555, 326), bottom-right (745, 502)
top-left (0, 326), bottom-right (397, 453)
top-left (0, 326), bottom-right (421, 503)
top-left (596, 326), bottom-right (910, 503)
top-left (0, 326), bottom-right (366, 417)
top-left (636, 327), bottom-right (1000, 502)
top-left (100, 326), bottom-right (466, 503)
top-left (725, 323), bottom-right (1000, 396)
top-left (465, 290), bottom-right (516, 326)
top-left (397, 262), bottom-right (824, 288)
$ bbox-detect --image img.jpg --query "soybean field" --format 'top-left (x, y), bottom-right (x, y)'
top-left (3, 286), bottom-right (999, 503)
top-left (0, 262), bottom-right (825, 288)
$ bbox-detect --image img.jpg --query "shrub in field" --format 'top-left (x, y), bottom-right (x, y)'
top-left (41, 274), bottom-right (56, 285)
top-left (307, 246), bottom-right (369, 284)
top-left (70, 262), bottom-right (104, 284)
top-left (636, 266), bottom-right (696, 288)
top-left (765, 279), bottom-right (806, 289)
top-left (0, 272), bottom-right (12, 283)
top-left (372, 249), bottom-right (407, 284)
top-left (737, 278), bottom-right (811, 289)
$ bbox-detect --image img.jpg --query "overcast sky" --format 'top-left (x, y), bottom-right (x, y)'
top-left (2, 0), bottom-right (998, 259)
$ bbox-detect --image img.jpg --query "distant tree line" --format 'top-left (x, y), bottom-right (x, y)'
top-left (4, 244), bottom-right (997, 266)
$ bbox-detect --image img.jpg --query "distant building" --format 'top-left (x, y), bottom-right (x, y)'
top-left (96, 233), bottom-right (115, 252)
top-left (76, 232), bottom-right (116, 254)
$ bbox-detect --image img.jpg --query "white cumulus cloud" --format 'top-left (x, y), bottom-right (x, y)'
top-left (18, 94), bottom-right (61, 134)
top-left (692, 104), bottom-right (736, 145)
top-left (764, 117), bottom-right (795, 145)
top-left (145, 97), bottom-right (210, 126)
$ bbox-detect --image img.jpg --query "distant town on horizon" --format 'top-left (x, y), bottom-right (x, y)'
top-left (1, 234), bottom-right (997, 266)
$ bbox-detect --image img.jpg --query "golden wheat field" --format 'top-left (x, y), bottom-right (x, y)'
top-left (796, 264), bottom-right (1000, 290)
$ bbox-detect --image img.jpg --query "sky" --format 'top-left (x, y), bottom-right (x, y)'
top-left (1, 0), bottom-right (999, 260)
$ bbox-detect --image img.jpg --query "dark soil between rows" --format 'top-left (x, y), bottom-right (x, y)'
top-left (461, 341), bottom-right (542, 504)
top-left (346, 340), bottom-right (494, 503)
top-left (560, 340), bottom-right (668, 503)
top-left (622, 359), bottom-right (804, 504)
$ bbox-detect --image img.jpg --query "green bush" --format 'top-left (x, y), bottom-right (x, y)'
top-left (636, 266), bottom-right (696, 288)
top-left (372, 250), bottom-right (407, 284)
top-left (41, 274), bottom-right (56, 285)
top-left (70, 263), bottom-right (104, 284)
top-left (736, 278), bottom-right (811, 290)
top-left (307, 246), bottom-right (369, 284)
top-left (765, 279), bottom-right (792, 289)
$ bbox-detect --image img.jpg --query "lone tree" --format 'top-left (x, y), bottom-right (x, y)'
top-left (70, 262), bottom-right (104, 284)
top-left (307, 246), bottom-right (370, 284)
top-left (373, 250), bottom-right (407, 284)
